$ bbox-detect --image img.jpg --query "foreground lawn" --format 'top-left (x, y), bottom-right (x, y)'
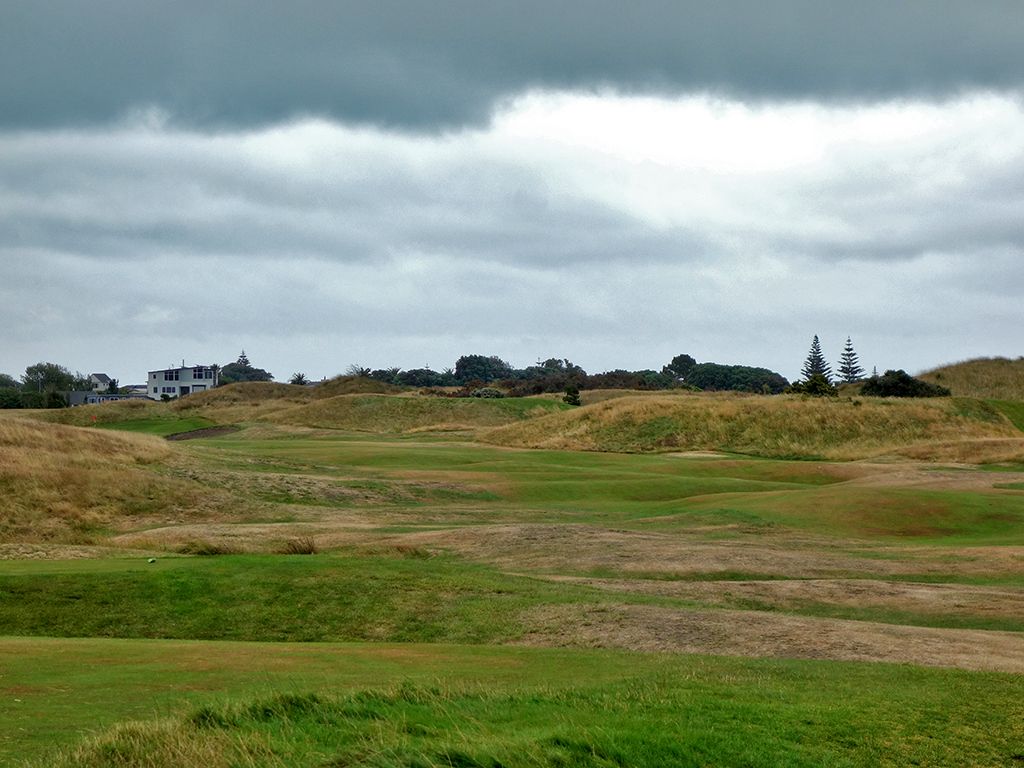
top-left (3, 638), bottom-right (1022, 767)
top-left (0, 553), bottom-right (599, 643)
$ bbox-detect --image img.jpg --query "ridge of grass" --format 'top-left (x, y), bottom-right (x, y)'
top-left (480, 393), bottom-right (1023, 460)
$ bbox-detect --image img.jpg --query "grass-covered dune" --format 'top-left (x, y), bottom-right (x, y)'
top-left (920, 356), bottom-right (1024, 400)
top-left (482, 392), bottom-right (1024, 460)
top-left (268, 393), bottom-right (569, 433)
top-left (0, 417), bottom-right (183, 543)
top-left (0, 417), bottom-right (247, 545)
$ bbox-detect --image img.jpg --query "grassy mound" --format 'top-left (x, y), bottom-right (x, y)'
top-left (920, 357), bottom-right (1024, 400)
top-left (270, 394), bottom-right (568, 433)
top-left (312, 375), bottom-right (403, 397)
top-left (29, 398), bottom-right (168, 427)
top-left (0, 417), bottom-right (192, 543)
top-left (482, 393), bottom-right (1024, 460)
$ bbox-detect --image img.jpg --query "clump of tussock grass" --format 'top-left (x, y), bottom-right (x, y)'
top-left (480, 392), bottom-right (1023, 461)
top-left (919, 357), bottom-right (1024, 401)
top-left (362, 543), bottom-right (433, 559)
top-left (278, 536), bottom-right (318, 555)
top-left (31, 718), bottom-right (272, 768)
top-left (177, 540), bottom-right (241, 556)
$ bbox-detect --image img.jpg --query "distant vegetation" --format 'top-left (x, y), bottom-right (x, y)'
top-left (861, 369), bottom-right (951, 398)
top-left (921, 357), bottom-right (1024, 400)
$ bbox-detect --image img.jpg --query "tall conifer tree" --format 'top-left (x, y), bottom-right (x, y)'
top-left (837, 337), bottom-right (865, 383)
top-left (801, 335), bottom-right (832, 381)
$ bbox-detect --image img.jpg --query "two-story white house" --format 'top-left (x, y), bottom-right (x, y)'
top-left (148, 364), bottom-right (218, 399)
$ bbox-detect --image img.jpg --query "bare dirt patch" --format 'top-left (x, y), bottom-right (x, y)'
top-left (166, 426), bottom-right (240, 441)
top-left (517, 603), bottom-right (1024, 673)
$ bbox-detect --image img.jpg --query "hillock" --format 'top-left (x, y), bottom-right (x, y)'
top-left (0, 417), bottom-right (198, 543)
top-left (269, 394), bottom-right (568, 433)
top-left (481, 392), bottom-right (1024, 461)
top-left (920, 357), bottom-right (1024, 400)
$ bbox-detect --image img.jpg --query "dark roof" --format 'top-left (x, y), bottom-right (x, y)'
top-left (90, 373), bottom-right (111, 383)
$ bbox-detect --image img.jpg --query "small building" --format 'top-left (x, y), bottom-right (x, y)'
top-left (89, 373), bottom-right (113, 392)
top-left (148, 364), bottom-right (218, 399)
top-left (66, 391), bottom-right (150, 407)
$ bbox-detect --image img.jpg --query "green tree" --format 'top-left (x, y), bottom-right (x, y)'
top-left (662, 354), bottom-right (697, 381)
top-left (801, 336), bottom-right (832, 382)
top-left (21, 362), bottom-right (85, 393)
top-left (454, 355), bottom-right (513, 384)
top-left (0, 373), bottom-right (19, 390)
top-left (220, 351), bottom-right (273, 383)
top-left (105, 378), bottom-right (120, 394)
top-left (787, 373), bottom-right (838, 397)
top-left (0, 388), bottom-right (22, 408)
top-left (686, 363), bottom-right (788, 394)
top-left (563, 384), bottom-right (582, 406)
top-left (289, 372), bottom-right (309, 385)
top-left (837, 337), bottom-right (864, 383)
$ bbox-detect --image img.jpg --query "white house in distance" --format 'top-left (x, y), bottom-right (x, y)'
top-left (148, 363), bottom-right (219, 399)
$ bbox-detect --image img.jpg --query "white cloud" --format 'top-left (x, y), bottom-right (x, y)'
top-left (1, 91), bottom-right (1022, 382)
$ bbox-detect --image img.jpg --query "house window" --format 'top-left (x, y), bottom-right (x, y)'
top-left (164, 370), bottom-right (179, 381)
top-left (151, 387), bottom-right (157, 394)
top-left (162, 386), bottom-right (177, 394)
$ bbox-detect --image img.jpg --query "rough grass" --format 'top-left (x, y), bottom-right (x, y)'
top-left (920, 356), bottom-right (1024, 400)
top-left (481, 392), bottom-right (1022, 460)
top-left (268, 394), bottom-right (568, 433)
top-left (35, 668), bottom-right (1024, 768)
top-left (0, 418), bottom-right (179, 543)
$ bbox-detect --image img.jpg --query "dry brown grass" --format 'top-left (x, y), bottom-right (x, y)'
top-left (269, 394), bottom-right (533, 433)
top-left (0, 417), bottom-right (225, 544)
top-left (29, 398), bottom-right (168, 427)
top-left (920, 356), bottom-right (1024, 400)
top-left (481, 392), bottom-right (1021, 460)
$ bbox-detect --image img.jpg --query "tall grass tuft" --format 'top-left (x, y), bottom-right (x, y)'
top-left (278, 536), bottom-right (318, 555)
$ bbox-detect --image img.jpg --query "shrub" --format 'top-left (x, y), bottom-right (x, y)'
top-left (470, 387), bottom-right (505, 399)
top-left (279, 537), bottom-right (318, 555)
top-left (786, 373), bottom-right (838, 397)
top-left (563, 385), bottom-right (582, 406)
top-left (0, 388), bottom-right (22, 409)
top-left (861, 369), bottom-right (951, 398)
top-left (177, 540), bottom-right (239, 556)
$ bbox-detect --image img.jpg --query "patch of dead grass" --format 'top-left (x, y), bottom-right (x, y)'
top-left (516, 603), bottom-right (1024, 672)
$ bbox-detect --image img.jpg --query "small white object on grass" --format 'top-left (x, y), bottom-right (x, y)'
top-left (147, 558), bottom-right (156, 563)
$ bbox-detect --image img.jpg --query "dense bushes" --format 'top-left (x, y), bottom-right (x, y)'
top-left (861, 370), bottom-right (951, 398)
top-left (686, 363), bottom-right (789, 394)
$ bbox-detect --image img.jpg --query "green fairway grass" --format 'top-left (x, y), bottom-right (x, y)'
top-left (95, 416), bottom-right (216, 436)
top-left (5, 638), bottom-right (1023, 768)
top-left (6, 391), bottom-right (1024, 766)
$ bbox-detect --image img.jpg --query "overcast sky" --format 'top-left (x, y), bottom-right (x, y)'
top-left (3, 1), bottom-right (1023, 384)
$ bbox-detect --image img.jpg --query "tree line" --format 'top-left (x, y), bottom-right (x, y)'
top-left (790, 335), bottom-right (948, 398)
top-left (1, 338), bottom-right (952, 410)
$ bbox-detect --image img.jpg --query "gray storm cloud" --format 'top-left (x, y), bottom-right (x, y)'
top-left (2, 92), bottom-right (1023, 382)
top-left (3, 1), bottom-right (1024, 130)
